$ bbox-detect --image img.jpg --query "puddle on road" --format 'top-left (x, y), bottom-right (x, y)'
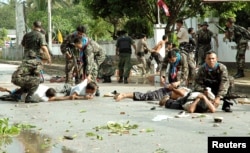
top-left (0, 130), bottom-right (75, 153)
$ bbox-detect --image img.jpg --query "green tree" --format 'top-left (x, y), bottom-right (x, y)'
top-left (0, 28), bottom-right (8, 47)
top-left (0, 0), bottom-right (16, 29)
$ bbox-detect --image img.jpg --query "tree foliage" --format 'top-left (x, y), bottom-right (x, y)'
top-left (0, 0), bottom-right (16, 29)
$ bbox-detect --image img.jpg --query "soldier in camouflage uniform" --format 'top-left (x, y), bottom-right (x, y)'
top-left (98, 56), bottom-right (116, 83)
top-left (116, 30), bottom-right (136, 84)
top-left (160, 49), bottom-right (189, 88)
top-left (225, 18), bottom-right (250, 78)
top-left (195, 22), bottom-right (218, 65)
top-left (21, 21), bottom-right (51, 63)
top-left (74, 37), bottom-right (106, 96)
top-left (193, 51), bottom-right (231, 112)
top-left (60, 26), bottom-right (87, 85)
top-left (11, 51), bottom-right (43, 103)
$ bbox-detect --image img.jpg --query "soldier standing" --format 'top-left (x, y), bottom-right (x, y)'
top-left (193, 51), bottom-right (231, 112)
top-left (225, 18), bottom-right (250, 78)
top-left (195, 22), bottom-right (218, 65)
top-left (21, 21), bottom-right (51, 63)
top-left (11, 52), bottom-right (43, 103)
top-left (60, 26), bottom-right (87, 85)
top-left (74, 36), bottom-right (106, 96)
top-left (116, 30), bottom-right (136, 84)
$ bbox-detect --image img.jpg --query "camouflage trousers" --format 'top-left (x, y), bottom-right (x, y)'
top-left (86, 62), bottom-right (98, 83)
top-left (118, 53), bottom-right (132, 78)
top-left (65, 59), bottom-right (82, 85)
top-left (197, 44), bottom-right (211, 65)
top-left (11, 76), bottom-right (40, 95)
top-left (236, 40), bottom-right (248, 70)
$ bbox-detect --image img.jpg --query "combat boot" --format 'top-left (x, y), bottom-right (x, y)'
top-left (118, 77), bottom-right (123, 83)
top-left (103, 76), bottom-right (111, 83)
top-left (124, 77), bottom-right (128, 84)
top-left (25, 95), bottom-right (39, 103)
top-left (234, 69), bottom-right (244, 79)
top-left (222, 99), bottom-right (233, 112)
top-left (95, 88), bottom-right (100, 97)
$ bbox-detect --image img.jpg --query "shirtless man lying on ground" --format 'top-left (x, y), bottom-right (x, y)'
top-left (114, 85), bottom-right (216, 113)
top-left (114, 84), bottom-right (190, 102)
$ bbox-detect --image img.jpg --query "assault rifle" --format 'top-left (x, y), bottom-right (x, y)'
top-left (66, 45), bottom-right (81, 84)
top-left (222, 93), bottom-right (248, 105)
top-left (215, 24), bottom-right (226, 33)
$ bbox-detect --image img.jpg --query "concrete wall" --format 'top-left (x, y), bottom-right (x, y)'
top-left (1, 38), bottom-right (156, 60)
top-left (1, 36), bottom-right (249, 63)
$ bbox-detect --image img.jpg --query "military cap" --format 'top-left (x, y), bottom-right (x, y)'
top-left (201, 21), bottom-right (209, 26)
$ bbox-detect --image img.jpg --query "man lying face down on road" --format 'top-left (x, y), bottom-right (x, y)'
top-left (0, 79), bottom-right (98, 102)
top-left (114, 84), bottom-right (217, 113)
top-left (114, 83), bottom-right (189, 102)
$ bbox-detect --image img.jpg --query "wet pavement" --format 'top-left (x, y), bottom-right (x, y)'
top-left (0, 62), bottom-right (250, 153)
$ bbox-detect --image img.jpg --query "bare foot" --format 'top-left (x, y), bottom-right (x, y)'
top-left (159, 95), bottom-right (169, 106)
top-left (114, 93), bottom-right (125, 102)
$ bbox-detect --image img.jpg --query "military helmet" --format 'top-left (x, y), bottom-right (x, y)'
top-left (202, 21), bottom-right (209, 27)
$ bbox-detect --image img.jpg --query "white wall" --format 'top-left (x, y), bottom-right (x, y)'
top-left (217, 34), bottom-right (250, 62)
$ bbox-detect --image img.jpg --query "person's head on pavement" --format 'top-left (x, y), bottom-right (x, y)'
top-left (85, 81), bottom-right (98, 98)
top-left (204, 51), bottom-right (218, 68)
top-left (45, 88), bottom-right (57, 99)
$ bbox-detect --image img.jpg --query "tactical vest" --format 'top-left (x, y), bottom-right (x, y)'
top-left (117, 36), bottom-right (132, 54)
top-left (202, 63), bottom-right (233, 95)
top-left (197, 30), bottom-right (212, 44)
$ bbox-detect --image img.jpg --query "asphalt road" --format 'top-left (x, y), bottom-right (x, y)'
top-left (1, 63), bottom-right (250, 153)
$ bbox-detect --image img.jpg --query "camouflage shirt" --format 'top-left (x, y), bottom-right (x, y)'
top-left (60, 32), bottom-right (79, 60)
top-left (196, 29), bottom-right (213, 44)
top-left (84, 39), bottom-right (106, 75)
top-left (193, 63), bottom-right (229, 97)
top-left (21, 30), bottom-right (47, 56)
top-left (225, 25), bottom-right (250, 44)
top-left (160, 51), bottom-right (189, 84)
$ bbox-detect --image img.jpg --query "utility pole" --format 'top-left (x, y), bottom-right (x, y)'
top-left (48, 0), bottom-right (52, 50)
